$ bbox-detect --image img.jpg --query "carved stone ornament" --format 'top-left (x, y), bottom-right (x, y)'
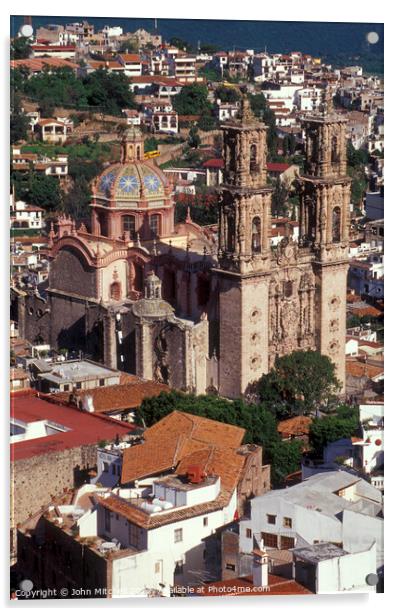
top-left (249, 307), bottom-right (262, 323)
top-left (329, 295), bottom-right (341, 311)
top-left (280, 301), bottom-right (298, 337)
top-left (276, 236), bottom-right (298, 266)
top-left (250, 354), bottom-right (262, 371)
top-left (329, 318), bottom-right (339, 333)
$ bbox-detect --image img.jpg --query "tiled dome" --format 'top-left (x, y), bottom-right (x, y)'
top-left (95, 161), bottom-right (169, 202)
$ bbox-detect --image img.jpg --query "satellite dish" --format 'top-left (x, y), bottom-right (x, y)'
top-left (20, 24), bottom-right (33, 38)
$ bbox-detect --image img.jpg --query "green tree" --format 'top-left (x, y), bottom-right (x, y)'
top-left (269, 440), bottom-right (304, 487)
top-left (10, 93), bottom-right (29, 143)
top-left (197, 114), bottom-right (217, 131)
top-left (215, 85), bottom-right (240, 103)
top-left (309, 411), bottom-right (359, 456)
top-left (271, 179), bottom-right (289, 217)
top-left (84, 69), bottom-right (135, 114)
top-left (199, 43), bottom-right (220, 54)
top-left (188, 125), bottom-right (201, 149)
top-left (119, 36), bottom-right (139, 54)
top-left (247, 93), bottom-right (266, 119)
top-left (258, 350), bottom-right (341, 419)
top-left (11, 36), bottom-right (32, 60)
top-left (263, 106), bottom-right (278, 157)
top-left (169, 37), bottom-right (190, 51)
top-left (24, 174), bottom-right (62, 210)
top-left (62, 176), bottom-right (91, 220)
top-left (144, 137), bottom-right (159, 152)
top-left (172, 84), bottom-right (211, 116)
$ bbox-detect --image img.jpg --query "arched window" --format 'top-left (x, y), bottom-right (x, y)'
top-left (250, 144), bottom-right (258, 174)
top-left (150, 214), bottom-right (160, 238)
top-left (251, 216), bottom-right (261, 253)
top-left (332, 207), bottom-right (341, 243)
top-left (136, 145), bottom-right (141, 159)
top-left (110, 281), bottom-right (121, 301)
top-left (331, 135), bottom-right (339, 163)
top-left (122, 215), bottom-right (136, 239)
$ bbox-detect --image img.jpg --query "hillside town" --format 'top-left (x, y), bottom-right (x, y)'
top-left (10, 18), bottom-right (384, 599)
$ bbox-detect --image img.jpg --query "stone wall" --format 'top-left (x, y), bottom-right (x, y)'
top-left (12, 443), bottom-right (98, 533)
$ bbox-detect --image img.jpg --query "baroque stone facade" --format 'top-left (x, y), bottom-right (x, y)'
top-left (216, 92), bottom-right (350, 397)
top-left (19, 91), bottom-right (350, 398)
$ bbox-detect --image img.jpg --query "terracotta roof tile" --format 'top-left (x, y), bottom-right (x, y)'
top-left (277, 416), bottom-right (312, 436)
top-left (48, 378), bottom-right (170, 413)
top-left (195, 574), bottom-right (312, 596)
top-left (121, 410), bottom-right (245, 486)
top-left (346, 360), bottom-right (384, 379)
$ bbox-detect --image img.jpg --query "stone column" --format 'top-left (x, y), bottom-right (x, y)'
top-left (103, 313), bottom-right (117, 369)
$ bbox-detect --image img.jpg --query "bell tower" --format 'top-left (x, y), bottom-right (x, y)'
top-left (215, 95), bottom-right (273, 398)
top-left (120, 125), bottom-right (145, 163)
top-left (298, 87), bottom-right (351, 390)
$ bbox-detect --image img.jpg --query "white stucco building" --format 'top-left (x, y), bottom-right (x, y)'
top-left (239, 471), bottom-right (384, 577)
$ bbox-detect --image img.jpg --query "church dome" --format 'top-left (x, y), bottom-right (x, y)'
top-left (95, 160), bottom-right (169, 202)
top-left (93, 126), bottom-right (170, 204)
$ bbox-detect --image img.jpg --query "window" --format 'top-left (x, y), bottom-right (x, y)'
top-left (63, 384), bottom-right (70, 392)
top-left (280, 535), bottom-right (295, 550)
top-left (129, 523), bottom-right (140, 548)
top-left (225, 563), bottom-right (236, 571)
top-left (155, 561), bottom-right (161, 574)
top-left (99, 378), bottom-right (105, 386)
top-left (283, 516), bottom-right (292, 529)
top-left (267, 514), bottom-right (276, 525)
top-left (150, 214), bottom-right (160, 237)
top-left (332, 206), bottom-right (341, 243)
top-left (104, 509), bottom-right (111, 532)
top-left (203, 517), bottom-right (208, 527)
top-left (174, 560), bottom-right (183, 574)
top-left (262, 532), bottom-right (278, 548)
top-left (103, 461), bottom-right (109, 473)
top-left (251, 217), bottom-right (261, 253)
top-left (174, 528), bottom-right (183, 543)
top-left (250, 144), bottom-right (258, 174)
top-left (76, 382), bottom-right (82, 390)
top-left (246, 528), bottom-right (252, 539)
top-left (122, 215), bottom-right (136, 240)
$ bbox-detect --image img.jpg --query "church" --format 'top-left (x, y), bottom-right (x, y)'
top-left (18, 92), bottom-right (350, 399)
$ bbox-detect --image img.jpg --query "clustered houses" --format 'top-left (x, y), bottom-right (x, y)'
top-left (12, 146), bottom-right (68, 179)
top-left (10, 22), bottom-right (384, 599)
top-left (10, 194), bottom-right (44, 231)
top-left (16, 411), bottom-right (270, 597)
top-left (238, 471), bottom-right (383, 589)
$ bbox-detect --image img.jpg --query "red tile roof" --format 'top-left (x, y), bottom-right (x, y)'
top-left (10, 391), bottom-right (132, 461)
top-left (31, 45), bottom-right (76, 51)
top-left (267, 162), bottom-right (291, 172)
top-left (10, 58), bottom-right (79, 72)
top-left (203, 158), bottom-right (224, 169)
top-left (349, 305), bottom-right (382, 318)
top-left (195, 574), bottom-right (312, 596)
top-left (278, 416), bottom-right (312, 437)
top-left (121, 410), bottom-right (245, 485)
top-left (47, 378), bottom-right (170, 414)
top-left (346, 360), bottom-right (384, 380)
top-left (119, 54), bottom-right (141, 63)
